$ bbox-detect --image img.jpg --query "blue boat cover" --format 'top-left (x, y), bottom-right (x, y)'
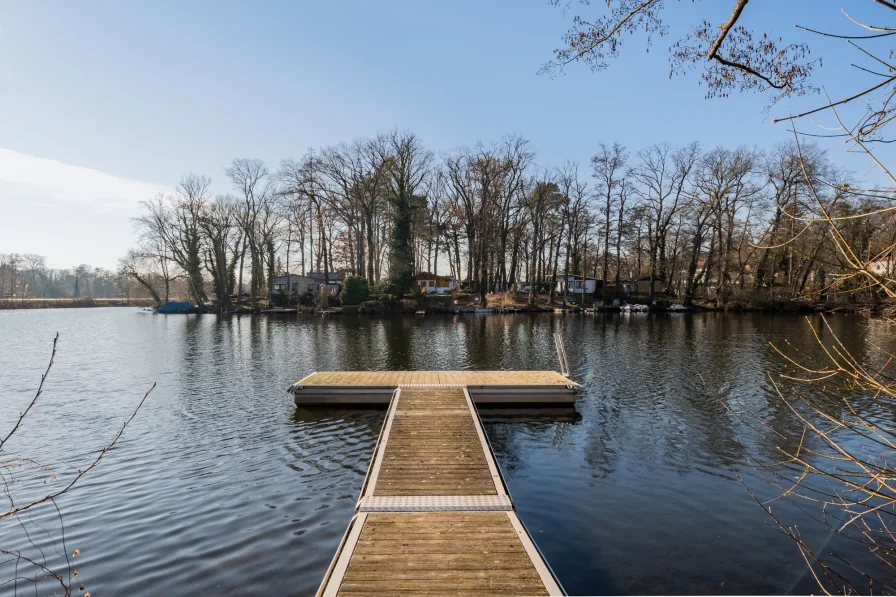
top-left (156, 301), bottom-right (193, 313)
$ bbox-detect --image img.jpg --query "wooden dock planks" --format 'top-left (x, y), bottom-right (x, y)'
top-left (318, 386), bottom-right (563, 597)
top-left (339, 512), bottom-right (549, 596)
top-left (290, 370), bottom-right (580, 406)
top-left (373, 389), bottom-right (495, 497)
top-left (299, 370), bottom-right (570, 387)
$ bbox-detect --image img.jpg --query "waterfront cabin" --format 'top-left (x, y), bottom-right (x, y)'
top-left (413, 272), bottom-right (457, 294)
top-left (308, 271), bottom-right (344, 293)
top-left (271, 274), bottom-right (317, 295)
top-left (555, 274), bottom-right (599, 295)
top-left (623, 275), bottom-right (667, 294)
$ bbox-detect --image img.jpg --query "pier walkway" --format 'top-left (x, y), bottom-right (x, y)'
top-left (315, 385), bottom-right (564, 596)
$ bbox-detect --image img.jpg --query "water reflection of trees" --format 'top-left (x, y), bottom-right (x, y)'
top-left (743, 316), bottom-right (896, 593)
top-left (155, 312), bottom-right (893, 593)
top-left (577, 314), bottom-right (759, 479)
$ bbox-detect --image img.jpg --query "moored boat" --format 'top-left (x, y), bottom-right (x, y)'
top-left (156, 301), bottom-right (198, 314)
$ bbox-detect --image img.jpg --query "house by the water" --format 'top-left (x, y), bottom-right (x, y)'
top-left (413, 272), bottom-right (457, 294)
top-left (554, 274), bottom-right (599, 295)
top-left (272, 271), bottom-right (345, 295)
top-left (309, 271), bottom-right (344, 292)
top-left (271, 274), bottom-right (317, 295)
top-left (623, 276), bottom-right (666, 294)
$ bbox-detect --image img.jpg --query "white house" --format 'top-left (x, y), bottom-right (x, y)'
top-left (554, 274), bottom-right (599, 295)
top-left (869, 260), bottom-right (894, 276)
top-left (271, 274), bottom-right (317, 295)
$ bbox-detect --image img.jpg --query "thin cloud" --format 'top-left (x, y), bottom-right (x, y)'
top-left (0, 148), bottom-right (168, 212)
top-left (0, 148), bottom-right (171, 269)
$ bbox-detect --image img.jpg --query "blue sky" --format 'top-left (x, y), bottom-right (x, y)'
top-left (0, 0), bottom-right (891, 268)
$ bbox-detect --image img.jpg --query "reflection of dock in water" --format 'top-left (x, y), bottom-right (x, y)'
top-left (478, 406), bottom-right (580, 423)
top-left (291, 372), bottom-right (578, 596)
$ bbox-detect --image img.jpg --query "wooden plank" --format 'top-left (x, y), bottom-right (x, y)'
top-left (378, 451), bottom-right (485, 457)
top-left (375, 471), bottom-right (494, 478)
top-left (356, 527), bottom-right (518, 538)
top-left (333, 512), bottom-right (549, 596)
top-left (338, 577), bottom-right (547, 592)
top-left (375, 466), bottom-right (491, 472)
top-left (351, 542), bottom-right (530, 555)
top-left (362, 521), bottom-right (518, 532)
top-left (368, 490), bottom-right (496, 497)
top-left (343, 569), bottom-right (544, 581)
top-left (299, 370), bottom-right (572, 387)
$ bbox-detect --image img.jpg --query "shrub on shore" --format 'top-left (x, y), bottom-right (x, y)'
top-left (340, 275), bottom-right (370, 305)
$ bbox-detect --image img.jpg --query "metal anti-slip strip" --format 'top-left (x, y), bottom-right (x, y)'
top-left (398, 383), bottom-right (467, 388)
top-left (358, 495), bottom-right (513, 512)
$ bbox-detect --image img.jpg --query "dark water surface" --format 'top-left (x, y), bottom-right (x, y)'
top-left (0, 309), bottom-right (887, 595)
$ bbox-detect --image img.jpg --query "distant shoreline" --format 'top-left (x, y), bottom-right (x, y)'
top-left (0, 296), bottom-right (874, 315)
top-left (0, 298), bottom-right (156, 310)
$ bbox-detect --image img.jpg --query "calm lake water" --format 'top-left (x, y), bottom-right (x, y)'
top-left (0, 308), bottom-right (888, 595)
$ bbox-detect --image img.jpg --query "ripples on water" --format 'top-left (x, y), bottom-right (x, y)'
top-left (0, 309), bottom-right (890, 595)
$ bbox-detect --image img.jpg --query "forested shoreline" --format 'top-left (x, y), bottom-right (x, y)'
top-left (3, 133), bottom-right (892, 313)
top-left (109, 132), bottom-right (896, 312)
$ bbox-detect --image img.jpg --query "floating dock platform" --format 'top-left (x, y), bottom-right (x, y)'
top-left (312, 384), bottom-right (567, 596)
top-left (290, 371), bottom-right (579, 406)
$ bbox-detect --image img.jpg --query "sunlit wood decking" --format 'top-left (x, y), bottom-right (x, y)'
top-left (315, 386), bottom-right (564, 596)
top-left (290, 371), bottom-right (579, 405)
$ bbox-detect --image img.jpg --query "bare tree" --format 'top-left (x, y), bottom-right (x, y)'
top-left (21, 254), bottom-right (45, 298)
top-left (134, 173), bottom-right (209, 305)
top-left (117, 249), bottom-right (163, 306)
top-left (1, 335), bottom-right (153, 596)
top-left (692, 146), bottom-right (763, 306)
top-left (201, 195), bottom-right (241, 311)
top-left (280, 153), bottom-right (333, 307)
top-left (226, 159), bottom-right (277, 299)
top-left (631, 142), bottom-right (699, 297)
top-left (543, 0), bottom-right (818, 104)
top-left (591, 142), bottom-right (627, 303)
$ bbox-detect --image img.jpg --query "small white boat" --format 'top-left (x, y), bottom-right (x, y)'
top-left (138, 307), bottom-right (156, 314)
top-left (621, 303), bottom-right (648, 312)
top-left (668, 304), bottom-right (689, 312)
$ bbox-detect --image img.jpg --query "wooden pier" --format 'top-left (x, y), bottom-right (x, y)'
top-left (290, 371), bottom-right (579, 406)
top-left (313, 382), bottom-right (567, 596)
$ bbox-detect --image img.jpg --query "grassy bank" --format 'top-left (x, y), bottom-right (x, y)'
top-left (0, 297), bottom-right (157, 310)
